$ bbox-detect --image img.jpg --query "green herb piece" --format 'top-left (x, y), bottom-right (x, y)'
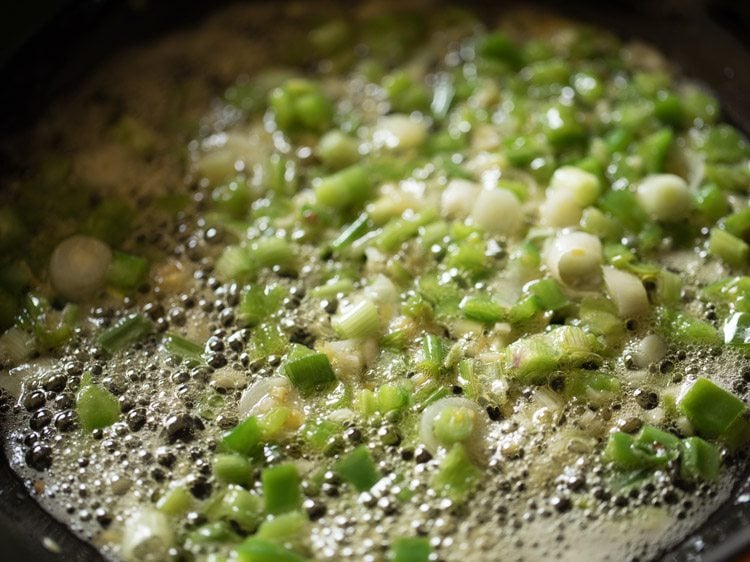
top-left (637, 128), bottom-right (673, 174)
top-left (331, 213), bottom-right (370, 253)
top-left (599, 189), bottom-right (649, 232)
top-left (418, 334), bottom-right (446, 378)
top-left (541, 105), bottom-right (586, 148)
top-left (658, 309), bottom-right (721, 346)
top-left (383, 70), bottom-right (431, 113)
top-left (604, 425), bottom-right (680, 471)
top-left (215, 238), bottom-right (297, 283)
top-left (376, 384), bottom-right (410, 414)
top-left (80, 199), bottom-right (135, 247)
top-left (696, 184), bottom-right (729, 223)
top-left (433, 404), bottom-right (476, 446)
top-left (565, 371), bottom-right (621, 407)
top-left (302, 418), bottom-right (343, 452)
top-left (185, 521), bottom-right (240, 546)
top-left (702, 124), bottom-right (750, 164)
top-left (476, 31), bottom-right (524, 68)
top-left (526, 278), bottom-right (568, 311)
top-left (505, 335), bottom-right (557, 383)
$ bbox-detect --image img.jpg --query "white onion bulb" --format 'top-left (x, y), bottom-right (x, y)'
top-left (637, 174), bottom-right (692, 222)
top-left (373, 114), bottom-right (428, 151)
top-left (633, 334), bottom-right (667, 368)
top-left (441, 179), bottom-right (479, 219)
top-left (544, 231), bottom-right (603, 288)
top-left (470, 188), bottom-right (522, 235)
top-left (549, 166), bottom-right (600, 207)
top-left (602, 265), bottom-right (650, 318)
top-left (419, 396), bottom-right (487, 460)
top-left (540, 166), bottom-right (600, 227)
top-left (49, 235), bottom-right (112, 302)
top-left (121, 508), bottom-right (173, 562)
top-left (238, 376), bottom-right (300, 418)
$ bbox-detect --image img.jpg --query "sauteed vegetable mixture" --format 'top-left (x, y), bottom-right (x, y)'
top-left (1, 2), bottom-right (750, 561)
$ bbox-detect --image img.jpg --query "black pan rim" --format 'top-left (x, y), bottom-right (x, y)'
top-left (1, 1), bottom-right (749, 560)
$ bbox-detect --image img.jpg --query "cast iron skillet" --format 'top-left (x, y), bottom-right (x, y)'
top-left (1, 1), bottom-right (750, 560)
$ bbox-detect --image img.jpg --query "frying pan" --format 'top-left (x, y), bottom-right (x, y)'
top-left (1, 1), bottom-right (750, 560)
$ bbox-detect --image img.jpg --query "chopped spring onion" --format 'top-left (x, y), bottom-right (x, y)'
top-left (335, 445), bottom-right (381, 491)
top-left (213, 454), bottom-right (252, 485)
top-left (269, 78), bottom-right (333, 133)
top-left (602, 265), bottom-right (650, 318)
top-left (237, 284), bottom-right (287, 327)
top-left (261, 462), bottom-right (302, 515)
top-left (76, 372), bottom-right (120, 431)
top-left (162, 332), bottom-right (205, 364)
top-left (709, 228), bottom-right (749, 268)
top-left (431, 443), bottom-right (481, 501)
top-left (331, 213), bottom-right (370, 252)
top-left (460, 296), bottom-right (505, 324)
top-left (544, 231), bottom-right (603, 289)
top-left (156, 486), bottom-right (193, 516)
top-left (678, 377), bottom-right (749, 446)
top-left (107, 251), bottom-right (149, 292)
top-left (121, 508), bottom-right (173, 562)
top-left (420, 397), bottom-right (487, 459)
top-left (389, 537), bottom-right (433, 562)
top-left (283, 346), bottom-right (338, 396)
top-left (97, 314), bottom-right (153, 354)
top-left (222, 416), bottom-right (263, 457)
top-left (209, 485), bottom-right (263, 532)
top-left (315, 165), bottom-right (373, 209)
top-left (333, 299), bottom-right (381, 339)
top-left (316, 130), bottom-right (360, 170)
top-left (235, 537), bottom-right (306, 562)
top-left (256, 511), bottom-right (308, 545)
top-left (679, 436), bottom-right (720, 482)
